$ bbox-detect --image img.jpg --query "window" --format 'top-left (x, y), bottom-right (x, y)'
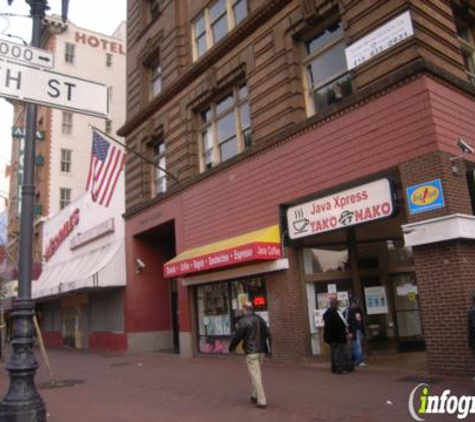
top-left (105, 119), bottom-right (112, 134)
top-left (196, 278), bottom-right (268, 354)
top-left (106, 53), bottom-right (113, 68)
top-left (149, 61), bottom-right (162, 98)
top-left (303, 22), bottom-right (351, 115)
top-left (65, 42), bottom-right (75, 64)
top-left (60, 149), bottom-right (72, 173)
top-left (150, 140), bottom-right (166, 195)
top-left (193, 0), bottom-right (248, 60)
top-left (199, 84), bottom-right (251, 171)
top-left (148, 0), bottom-right (160, 21)
top-left (456, 21), bottom-right (475, 86)
top-left (62, 112), bottom-right (73, 135)
top-left (60, 188), bottom-right (71, 210)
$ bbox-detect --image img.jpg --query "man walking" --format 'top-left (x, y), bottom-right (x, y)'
top-left (324, 298), bottom-right (353, 374)
top-left (229, 302), bottom-right (270, 408)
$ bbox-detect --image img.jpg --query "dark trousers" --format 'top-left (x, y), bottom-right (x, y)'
top-left (330, 343), bottom-right (347, 373)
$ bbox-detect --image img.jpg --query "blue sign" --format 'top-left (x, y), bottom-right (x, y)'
top-left (406, 179), bottom-right (445, 215)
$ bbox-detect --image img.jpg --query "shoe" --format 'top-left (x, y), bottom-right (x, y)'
top-left (335, 370), bottom-right (350, 375)
top-left (357, 362), bottom-right (367, 367)
top-left (256, 404), bottom-right (267, 409)
top-left (250, 397), bottom-right (257, 404)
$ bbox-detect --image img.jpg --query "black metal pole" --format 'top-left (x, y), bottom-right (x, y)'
top-left (0, 1), bottom-right (47, 421)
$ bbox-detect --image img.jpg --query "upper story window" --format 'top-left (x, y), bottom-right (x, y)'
top-left (106, 53), bottom-right (113, 68)
top-left (62, 111), bottom-right (73, 135)
top-left (65, 42), bottom-right (75, 64)
top-left (60, 149), bottom-right (72, 173)
top-left (303, 22), bottom-right (351, 115)
top-left (150, 140), bottom-right (167, 195)
top-left (193, 0), bottom-right (248, 60)
top-left (199, 84), bottom-right (251, 172)
top-left (60, 188), bottom-right (71, 210)
top-left (456, 21), bottom-right (475, 86)
top-left (105, 119), bottom-right (112, 134)
top-left (148, 0), bottom-right (161, 21)
top-left (148, 60), bottom-right (162, 99)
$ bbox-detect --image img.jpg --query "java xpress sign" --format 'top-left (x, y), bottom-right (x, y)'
top-left (286, 179), bottom-right (396, 240)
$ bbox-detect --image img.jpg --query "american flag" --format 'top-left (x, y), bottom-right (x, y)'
top-left (86, 129), bottom-right (125, 207)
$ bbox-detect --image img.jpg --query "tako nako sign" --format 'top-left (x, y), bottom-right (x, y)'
top-left (164, 243), bottom-right (282, 278)
top-left (44, 208), bottom-right (80, 262)
top-left (287, 179), bottom-right (395, 240)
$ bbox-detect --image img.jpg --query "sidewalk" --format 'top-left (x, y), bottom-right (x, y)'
top-left (0, 348), bottom-right (472, 421)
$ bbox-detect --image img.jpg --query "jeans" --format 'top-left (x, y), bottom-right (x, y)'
top-left (351, 329), bottom-right (364, 365)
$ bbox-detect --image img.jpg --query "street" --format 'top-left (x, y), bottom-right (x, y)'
top-left (0, 348), bottom-right (472, 421)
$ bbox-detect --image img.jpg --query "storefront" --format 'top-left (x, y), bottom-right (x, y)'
top-left (285, 177), bottom-right (424, 357)
top-left (163, 225), bottom-right (285, 356)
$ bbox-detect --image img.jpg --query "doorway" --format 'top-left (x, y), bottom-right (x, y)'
top-left (170, 279), bottom-right (180, 354)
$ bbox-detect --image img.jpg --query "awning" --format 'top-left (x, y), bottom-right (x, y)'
top-left (33, 239), bottom-right (126, 299)
top-left (164, 225), bottom-right (282, 278)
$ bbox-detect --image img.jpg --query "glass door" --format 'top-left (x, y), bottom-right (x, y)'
top-left (389, 273), bottom-right (425, 352)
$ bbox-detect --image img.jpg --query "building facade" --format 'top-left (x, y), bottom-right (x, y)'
top-left (119, 0), bottom-right (475, 375)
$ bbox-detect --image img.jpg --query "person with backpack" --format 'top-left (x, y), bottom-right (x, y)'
top-left (323, 298), bottom-right (353, 374)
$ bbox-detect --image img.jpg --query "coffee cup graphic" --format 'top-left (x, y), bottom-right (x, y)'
top-left (293, 217), bottom-right (310, 233)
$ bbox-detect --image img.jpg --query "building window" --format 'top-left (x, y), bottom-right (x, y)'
top-left (60, 188), bottom-right (71, 210)
top-left (303, 21), bottom-right (351, 115)
top-left (149, 0), bottom-right (160, 20)
top-left (456, 21), bottom-right (475, 86)
top-left (193, 0), bottom-right (248, 60)
top-left (105, 119), bottom-right (112, 134)
top-left (150, 140), bottom-right (166, 195)
top-left (196, 278), bottom-right (268, 354)
top-left (60, 149), bottom-right (72, 173)
top-left (199, 84), bottom-right (251, 171)
top-left (148, 60), bottom-right (162, 98)
top-left (62, 112), bottom-right (73, 135)
top-left (65, 42), bottom-right (75, 64)
top-left (106, 53), bottom-right (113, 68)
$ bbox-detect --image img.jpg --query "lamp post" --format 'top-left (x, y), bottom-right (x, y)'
top-left (0, 1), bottom-right (68, 421)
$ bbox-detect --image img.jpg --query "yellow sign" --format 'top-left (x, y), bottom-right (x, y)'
top-left (410, 185), bottom-right (439, 206)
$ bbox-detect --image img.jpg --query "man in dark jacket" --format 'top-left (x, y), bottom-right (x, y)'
top-left (323, 298), bottom-right (352, 374)
top-left (346, 297), bottom-right (366, 367)
top-left (229, 302), bottom-right (270, 408)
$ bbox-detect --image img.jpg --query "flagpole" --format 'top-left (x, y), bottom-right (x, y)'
top-left (91, 127), bottom-right (179, 184)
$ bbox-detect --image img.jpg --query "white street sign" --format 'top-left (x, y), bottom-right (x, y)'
top-left (0, 59), bottom-right (108, 117)
top-left (0, 39), bottom-right (54, 69)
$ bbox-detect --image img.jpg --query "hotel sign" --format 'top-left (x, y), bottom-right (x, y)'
top-left (286, 179), bottom-right (396, 240)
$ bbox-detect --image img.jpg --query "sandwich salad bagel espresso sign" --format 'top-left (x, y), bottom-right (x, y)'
top-left (286, 179), bottom-right (396, 240)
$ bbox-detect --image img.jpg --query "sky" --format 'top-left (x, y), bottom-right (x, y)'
top-left (0, 0), bottom-right (127, 212)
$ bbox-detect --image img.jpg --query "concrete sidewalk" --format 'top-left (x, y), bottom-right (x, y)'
top-left (0, 348), bottom-right (472, 421)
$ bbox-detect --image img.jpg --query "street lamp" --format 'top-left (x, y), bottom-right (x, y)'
top-left (0, 1), bottom-right (68, 421)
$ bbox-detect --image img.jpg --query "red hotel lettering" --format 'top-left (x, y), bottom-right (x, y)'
top-left (355, 202), bottom-right (391, 222)
top-left (44, 209), bottom-right (80, 261)
top-left (75, 32), bottom-right (126, 55)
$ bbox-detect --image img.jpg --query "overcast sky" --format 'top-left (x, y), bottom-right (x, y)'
top-left (0, 0), bottom-right (127, 211)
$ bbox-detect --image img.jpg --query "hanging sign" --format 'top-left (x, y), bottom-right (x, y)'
top-left (406, 179), bottom-right (445, 215)
top-left (286, 179), bottom-right (396, 240)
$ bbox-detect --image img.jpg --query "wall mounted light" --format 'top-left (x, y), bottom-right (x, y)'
top-left (450, 138), bottom-right (474, 174)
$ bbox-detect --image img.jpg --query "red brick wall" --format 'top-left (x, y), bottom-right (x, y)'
top-left (89, 332), bottom-right (127, 352)
top-left (267, 248), bottom-right (310, 362)
top-left (42, 331), bottom-right (63, 348)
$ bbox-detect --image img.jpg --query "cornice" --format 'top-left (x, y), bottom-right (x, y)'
top-left (123, 58), bottom-right (475, 220)
top-left (118, 0), bottom-right (292, 137)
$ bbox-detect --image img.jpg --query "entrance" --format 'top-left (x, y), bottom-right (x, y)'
top-left (170, 279), bottom-right (180, 354)
top-left (305, 236), bottom-right (425, 355)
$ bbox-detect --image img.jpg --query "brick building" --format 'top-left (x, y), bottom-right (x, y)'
top-left (119, 0), bottom-right (475, 375)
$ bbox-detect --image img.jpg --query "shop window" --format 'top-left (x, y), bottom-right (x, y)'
top-left (59, 188), bottom-right (71, 210)
top-left (60, 149), bottom-right (72, 173)
top-left (455, 20), bottom-right (475, 86)
top-left (198, 84), bottom-right (251, 172)
top-left (196, 278), bottom-right (268, 354)
top-left (302, 21), bottom-right (351, 115)
top-left (192, 0), bottom-right (248, 60)
top-left (65, 42), bottom-right (75, 64)
top-left (150, 140), bottom-right (167, 196)
top-left (61, 111), bottom-right (73, 135)
top-left (387, 239), bottom-right (413, 267)
top-left (303, 245), bottom-right (349, 274)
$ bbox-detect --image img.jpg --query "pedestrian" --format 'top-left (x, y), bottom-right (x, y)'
top-left (229, 302), bottom-right (271, 408)
top-left (323, 298), bottom-right (353, 374)
top-left (346, 297), bottom-right (367, 367)
top-left (468, 293), bottom-right (475, 380)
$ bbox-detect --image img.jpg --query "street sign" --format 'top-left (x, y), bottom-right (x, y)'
top-left (0, 39), bottom-right (54, 69)
top-left (0, 59), bottom-right (109, 117)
